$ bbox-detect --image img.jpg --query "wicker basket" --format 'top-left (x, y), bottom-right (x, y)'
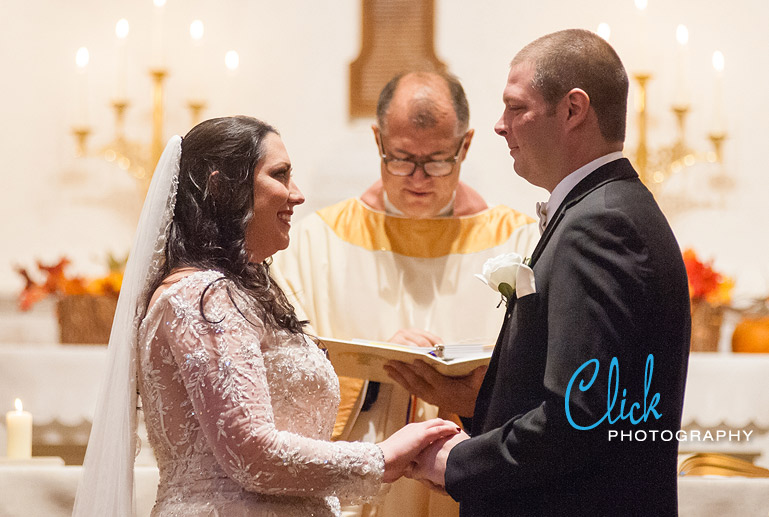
top-left (690, 298), bottom-right (724, 352)
top-left (56, 294), bottom-right (118, 345)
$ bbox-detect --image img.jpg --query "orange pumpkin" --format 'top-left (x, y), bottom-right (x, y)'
top-left (732, 316), bottom-right (769, 353)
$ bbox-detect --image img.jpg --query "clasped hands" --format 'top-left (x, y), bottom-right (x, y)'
top-left (377, 328), bottom-right (483, 490)
top-left (377, 418), bottom-right (469, 489)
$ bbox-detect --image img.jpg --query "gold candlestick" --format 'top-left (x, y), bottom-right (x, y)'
top-left (187, 99), bottom-right (206, 128)
top-left (708, 132), bottom-right (727, 163)
top-left (633, 72), bottom-right (652, 186)
top-left (111, 98), bottom-right (130, 143)
top-left (150, 68), bottom-right (168, 173)
top-left (72, 126), bottom-right (91, 157)
top-left (671, 104), bottom-right (691, 162)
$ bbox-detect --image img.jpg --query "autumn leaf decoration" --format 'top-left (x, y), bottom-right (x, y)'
top-left (16, 255), bottom-right (125, 311)
top-left (682, 248), bottom-right (734, 305)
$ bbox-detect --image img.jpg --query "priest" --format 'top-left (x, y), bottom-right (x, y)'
top-left (273, 70), bottom-right (537, 517)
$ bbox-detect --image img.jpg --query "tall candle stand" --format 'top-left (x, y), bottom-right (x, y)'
top-left (71, 67), bottom-right (195, 189)
top-left (632, 73), bottom-right (728, 197)
top-left (187, 100), bottom-right (207, 127)
top-left (101, 98), bottom-right (149, 180)
top-left (633, 72), bottom-right (652, 186)
top-left (708, 132), bottom-right (726, 163)
top-left (150, 68), bottom-right (167, 170)
top-left (71, 127), bottom-right (91, 158)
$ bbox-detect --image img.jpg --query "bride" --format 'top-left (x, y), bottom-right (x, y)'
top-left (73, 116), bottom-right (459, 516)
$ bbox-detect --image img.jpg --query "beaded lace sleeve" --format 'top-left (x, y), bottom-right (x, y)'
top-left (151, 275), bottom-right (384, 501)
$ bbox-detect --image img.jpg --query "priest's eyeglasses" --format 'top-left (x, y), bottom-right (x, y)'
top-left (377, 134), bottom-right (467, 177)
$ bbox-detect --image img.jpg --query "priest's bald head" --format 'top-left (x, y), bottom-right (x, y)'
top-left (367, 71), bottom-right (478, 219)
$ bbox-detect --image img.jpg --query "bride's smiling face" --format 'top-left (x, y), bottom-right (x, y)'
top-left (245, 133), bottom-right (305, 263)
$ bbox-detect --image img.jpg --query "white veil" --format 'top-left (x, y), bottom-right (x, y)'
top-left (73, 136), bottom-right (182, 517)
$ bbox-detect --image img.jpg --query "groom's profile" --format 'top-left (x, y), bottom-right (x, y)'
top-left (408, 29), bottom-right (691, 516)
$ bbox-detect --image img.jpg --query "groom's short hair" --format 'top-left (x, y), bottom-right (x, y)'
top-left (512, 28), bottom-right (629, 143)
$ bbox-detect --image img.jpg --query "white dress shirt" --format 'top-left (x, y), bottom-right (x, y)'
top-left (537, 151), bottom-right (624, 233)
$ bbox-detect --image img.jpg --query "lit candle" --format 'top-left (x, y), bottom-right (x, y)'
top-left (152, 0), bottom-right (166, 68)
top-left (75, 46), bottom-right (90, 126)
top-left (673, 24), bottom-right (690, 107)
top-left (189, 19), bottom-right (205, 100)
top-left (634, 0), bottom-right (651, 73)
top-left (115, 18), bottom-right (129, 99)
top-left (596, 22), bottom-right (611, 41)
top-left (6, 399), bottom-right (32, 459)
top-left (711, 50), bottom-right (725, 134)
top-left (225, 49), bottom-right (240, 74)
top-left (225, 50), bottom-right (240, 115)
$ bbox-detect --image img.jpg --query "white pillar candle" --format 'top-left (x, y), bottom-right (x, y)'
top-left (596, 22), bottom-right (611, 42)
top-left (634, 0), bottom-right (651, 73)
top-left (189, 19), bottom-right (205, 100)
top-left (75, 47), bottom-right (90, 126)
top-left (225, 50), bottom-right (240, 115)
top-left (673, 24), bottom-right (690, 107)
top-left (152, 0), bottom-right (167, 69)
top-left (115, 18), bottom-right (130, 99)
top-left (711, 50), bottom-right (726, 134)
top-left (6, 399), bottom-right (32, 459)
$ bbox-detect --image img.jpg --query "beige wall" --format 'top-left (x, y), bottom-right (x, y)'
top-left (1, 0), bottom-right (767, 301)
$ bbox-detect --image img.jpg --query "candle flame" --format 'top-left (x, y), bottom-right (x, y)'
top-left (116, 18), bottom-right (130, 39)
top-left (190, 20), bottom-right (204, 41)
top-left (676, 24), bottom-right (688, 46)
top-left (225, 50), bottom-right (240, 71)
top-left (596, 23), bottom-right (611, 41)
top-left (634, 0), bottom-right (648, 11)
top-left (712, 51), bottom-right (724, 72)
top-left (14, 398), bottom-right (23, 412)
top-left (75, 47), bottom-right (90, 69)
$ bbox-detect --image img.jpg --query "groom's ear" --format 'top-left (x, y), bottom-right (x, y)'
top-left (563, 88), bottom-right (590, 130)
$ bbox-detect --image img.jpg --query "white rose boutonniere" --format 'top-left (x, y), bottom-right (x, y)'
top-left (475, 253), bottom-right (535, 307)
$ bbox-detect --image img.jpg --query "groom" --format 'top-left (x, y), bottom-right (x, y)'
top-left (408, 29), bottom-right (691, 515)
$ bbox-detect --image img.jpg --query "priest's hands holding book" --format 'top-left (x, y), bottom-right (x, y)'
top-left (378, 418), bottom-right (462, 483)
top-left (384, 357), bottom-right (487, 418)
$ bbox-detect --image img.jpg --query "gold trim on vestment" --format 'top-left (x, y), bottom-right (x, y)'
top-left (317, 199), bottom-right (535, 258)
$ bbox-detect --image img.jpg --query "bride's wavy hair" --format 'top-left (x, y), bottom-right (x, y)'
top-left (148, 115), bottom-right (306, 334)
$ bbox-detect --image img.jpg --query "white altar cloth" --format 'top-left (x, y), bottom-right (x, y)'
top-left (0, 464), bottom-right (158, 516)
top-left (0, 345), bottom-right (106, 426)
top-left (683, 353), bottom-right (769, 428)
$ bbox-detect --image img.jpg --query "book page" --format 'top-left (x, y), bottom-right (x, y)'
top-left (319, 337), bottom-right (492, 382)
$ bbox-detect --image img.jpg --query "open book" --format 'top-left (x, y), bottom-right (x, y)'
top-left (678, 453), bottom-right (769, 478)
top-left (319, 337), bottom-right (493, 382)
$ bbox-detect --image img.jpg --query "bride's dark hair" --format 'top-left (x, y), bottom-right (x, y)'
top-left (147, 115), bottom-right (306, 334)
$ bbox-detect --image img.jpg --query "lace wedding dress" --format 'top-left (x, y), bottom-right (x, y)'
top-left (137, 270), bottom-right (384, 516)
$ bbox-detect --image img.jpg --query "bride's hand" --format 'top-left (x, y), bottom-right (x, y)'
top-left (377, 418), bottom-right (460, 483)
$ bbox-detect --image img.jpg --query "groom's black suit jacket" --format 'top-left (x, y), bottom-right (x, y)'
top-left (446, 159), bottom-right (691, 516)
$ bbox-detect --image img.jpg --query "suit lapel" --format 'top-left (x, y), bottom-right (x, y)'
top-left (529, 158), bottom-right (638, 267)
top-left (471, 299), bottom-right (515, 435)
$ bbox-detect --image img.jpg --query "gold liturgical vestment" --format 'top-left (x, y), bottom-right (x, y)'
top-left (273, 197), bottom-right (537, 517)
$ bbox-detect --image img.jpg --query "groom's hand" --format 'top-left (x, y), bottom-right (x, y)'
top-left (384, 360), bottom-right (486, 417)
top-left (378, 419), bottom-right (460, 483)
top-left (408, 430), bottom-right (470, 490)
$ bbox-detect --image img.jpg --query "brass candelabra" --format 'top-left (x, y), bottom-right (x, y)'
top-left (71, 68), bottom-right (206, 186)
top-left (632, 72), bottom-right (728, 197)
